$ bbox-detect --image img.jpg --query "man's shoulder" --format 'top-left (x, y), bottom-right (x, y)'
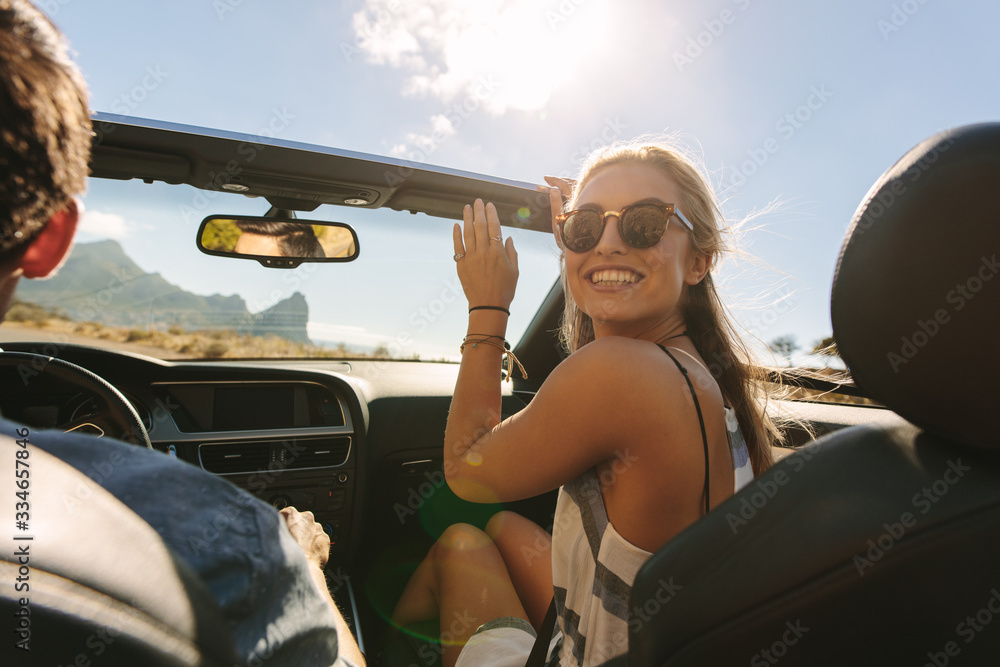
top-left (0, 416), bottom-right (266, 527)
top-left (2, 415), bottom-right (219, 485)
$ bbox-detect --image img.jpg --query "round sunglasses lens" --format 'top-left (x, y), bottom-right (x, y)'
top-left (621, 206), bottom-right (666, 248)
top-left (563, 211), bottom-right (603, 252)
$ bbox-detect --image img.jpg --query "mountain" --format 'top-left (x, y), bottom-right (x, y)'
top-left (17, 240), bottom-right (311, 344)
top-left (248, 291), bottom-right (311, 345)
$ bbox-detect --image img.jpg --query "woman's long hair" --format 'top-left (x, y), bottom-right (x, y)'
top-left (558, 142), bottom-right (781, 474)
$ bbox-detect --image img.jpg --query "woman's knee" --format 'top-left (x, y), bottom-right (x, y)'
top-left (433, 523), bottom-right (495, 566)
top-left (484, 510), bottom-right (518, 541)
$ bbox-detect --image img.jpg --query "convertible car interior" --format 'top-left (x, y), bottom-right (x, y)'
top-left (1, 116), bottom-right (997, 666)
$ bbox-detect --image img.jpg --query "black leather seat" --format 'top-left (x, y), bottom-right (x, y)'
top-left (624, 123), bottom-right (1000, 665)
top-left (0, 437), bottom-right (241, 666)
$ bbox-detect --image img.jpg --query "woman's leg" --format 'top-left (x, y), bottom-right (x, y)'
top-left (391, 523), bottom-right (529, 667)
top-left (485, 511), bottom-right (553, 631)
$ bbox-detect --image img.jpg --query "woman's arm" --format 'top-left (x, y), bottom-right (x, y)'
top-left (444, 195), bottom-right (706, 504)
top-left (445, 334), bottom-right (682, 502)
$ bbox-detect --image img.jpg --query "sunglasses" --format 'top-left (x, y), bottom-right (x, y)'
top-left (555, 202), bottom-right (694, 253)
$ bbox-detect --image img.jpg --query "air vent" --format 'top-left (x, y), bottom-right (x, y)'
top-left (199, 436), bottom-right (351, 474)
top-left (199, 442), bottom-right (272, 474)
top-left (280, 437), bottom-right (351, 470)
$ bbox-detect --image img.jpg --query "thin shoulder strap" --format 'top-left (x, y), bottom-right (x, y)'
top-left (524, 598), bottom-right (557, 667)
top-left (657, 344), bottom-right (710, 515)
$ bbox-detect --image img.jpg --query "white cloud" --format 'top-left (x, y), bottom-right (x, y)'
top-left (354, 0), bottom-right (614, 163)
top-left (390, 113), bottom-right (457, 159)
top-left (79, 210), bottom-right (132, 239)
top-left (351, 0), bottom-right (609, 116)
top-left (430, 113), bottom-right (455, 137)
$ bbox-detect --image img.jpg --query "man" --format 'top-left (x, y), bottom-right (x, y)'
top-left (0, 2), bottom-right (363, 664)
top-left (234, 219), bottom-right (327, 258)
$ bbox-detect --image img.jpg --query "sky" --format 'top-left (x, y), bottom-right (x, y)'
top-left (45, 0), bottom-right (1000, 362)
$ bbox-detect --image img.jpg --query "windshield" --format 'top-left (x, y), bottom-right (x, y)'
top-left (4, 177), bottom-right (560, 361)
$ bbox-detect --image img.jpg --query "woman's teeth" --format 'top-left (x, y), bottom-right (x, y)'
top-left (590, 270), bottom-right (639, 285)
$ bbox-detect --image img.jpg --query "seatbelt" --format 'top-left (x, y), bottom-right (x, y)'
top-left (525, 598), bottom-right (557, 667)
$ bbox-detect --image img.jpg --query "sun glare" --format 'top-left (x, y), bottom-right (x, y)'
top-left (352, 0), bottom-right (610, 116)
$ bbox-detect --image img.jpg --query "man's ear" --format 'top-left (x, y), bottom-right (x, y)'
top-left (20, 199), bottom-right (79, 279)
top-left (685, 251), bottom-right (712, 285)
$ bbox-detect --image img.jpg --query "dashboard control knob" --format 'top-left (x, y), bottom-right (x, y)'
top-left (337, 472), bottom-right (349, 484)
top-left (270, 494), bottom-right (291, 510)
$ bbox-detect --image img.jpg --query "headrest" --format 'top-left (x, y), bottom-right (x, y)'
top-left (832, 123), bottom-right (1000, 449)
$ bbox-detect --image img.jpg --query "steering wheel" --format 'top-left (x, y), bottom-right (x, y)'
top-left (0, 351), bottom-right (152, 449)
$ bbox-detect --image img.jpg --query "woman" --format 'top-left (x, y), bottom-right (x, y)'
top-left (391, 142), bottom-right (781, 666)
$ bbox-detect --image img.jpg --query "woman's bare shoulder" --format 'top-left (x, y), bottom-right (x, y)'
top-left (563, 335), bottom-right (665, 364)
top-left (552, 337), bottom-right (694, 398)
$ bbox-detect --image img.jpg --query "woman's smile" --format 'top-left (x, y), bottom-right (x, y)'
top-left (587, 266), bottom-right (644, 287)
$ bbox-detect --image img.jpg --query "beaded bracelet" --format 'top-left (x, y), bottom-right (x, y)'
top-left (460, 335), bottom-right (528, 382)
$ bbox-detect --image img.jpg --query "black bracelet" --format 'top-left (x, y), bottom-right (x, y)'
top-left (469, 305), bottom-right (510, 316)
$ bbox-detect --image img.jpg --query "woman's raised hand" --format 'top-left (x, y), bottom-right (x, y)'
top-left (538, 176), bottom-right (575, 241)
top-left (542, 175), bottom-right (575, 201)
top-left (453, 199), bottom-right (518, 310)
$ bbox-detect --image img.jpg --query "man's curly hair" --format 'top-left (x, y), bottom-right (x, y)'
top-left (0, 0), bottom-right (90, 261)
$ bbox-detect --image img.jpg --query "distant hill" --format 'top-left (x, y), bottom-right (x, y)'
top-left (18, 240), bottom-right (311, 344)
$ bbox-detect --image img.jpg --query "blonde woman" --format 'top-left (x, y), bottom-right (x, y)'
top-left (392, 143), bottom-right (780, 666)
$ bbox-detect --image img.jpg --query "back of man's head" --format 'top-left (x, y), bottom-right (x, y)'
top-left (0, 0), bottom-right (90, 264)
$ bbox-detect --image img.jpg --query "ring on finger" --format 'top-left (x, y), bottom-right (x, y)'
top-left (490, 235), bottom-right (502, 243)
top-left (453, 253), bottom-right (465, 261)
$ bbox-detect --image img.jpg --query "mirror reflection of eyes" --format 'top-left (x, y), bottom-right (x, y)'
top-left (197, 216), bottom-right (359, 268)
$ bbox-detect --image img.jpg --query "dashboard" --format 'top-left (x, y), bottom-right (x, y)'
top-left (0, 341), bottom-right (540, 569)
top-left (0, 344), bottom-right (374, 562)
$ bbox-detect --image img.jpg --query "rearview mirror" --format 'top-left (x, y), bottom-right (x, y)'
top-left (197, 216), bottom-right (359, 268)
